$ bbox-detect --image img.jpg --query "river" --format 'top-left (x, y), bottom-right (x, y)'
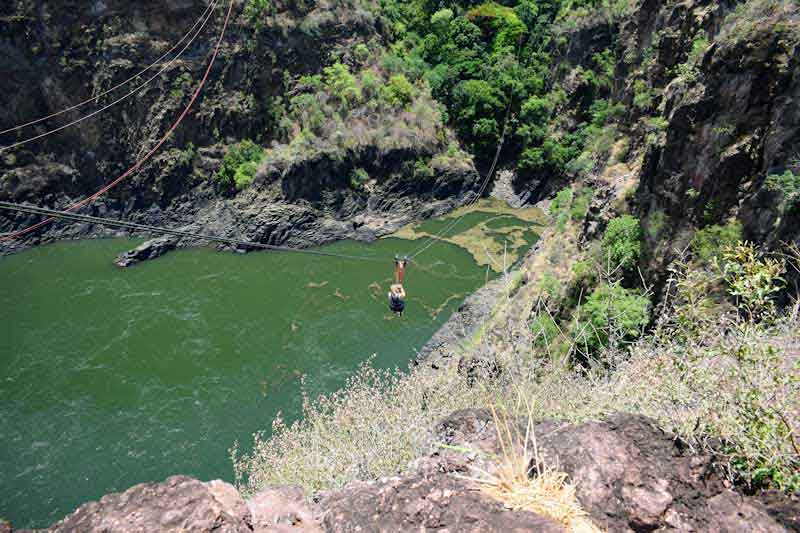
top-left (0, 205), bottom-right (541, 527)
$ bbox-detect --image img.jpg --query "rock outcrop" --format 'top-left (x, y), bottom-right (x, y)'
top-left (33, 412), bottom-right (800, 532)
top-left (47, 476), bottom-right (252, 532)
top-left (114, 235), bottom-right (179, 267)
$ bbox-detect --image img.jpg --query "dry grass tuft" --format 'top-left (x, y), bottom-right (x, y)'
top-left (466, 407), bottom-right (602, 532)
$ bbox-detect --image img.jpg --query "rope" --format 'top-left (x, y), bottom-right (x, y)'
top-left (0, 0), bottom-right (219, 153)
top-left (0, 0), bottom-right (234, 242)
top-left (0, 1), bottom-right (217, 137)
top-left (407, 38), bottom-right (526, 262)
top-left (0, 202), bottom-right (385, 262)
top-left (408, 97), bottom-right (513, 260)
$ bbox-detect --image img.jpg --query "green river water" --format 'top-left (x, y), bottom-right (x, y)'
top-left (0, 214), bottom-right (539, 528)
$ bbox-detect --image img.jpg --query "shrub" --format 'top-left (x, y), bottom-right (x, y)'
top-left (234, 161), bottom-right (259, 190)
top-left (549, 187), bottom-right (573, 232)
top-left (323, 63), bottom-right (362, 108)
top-left (645, 208), bottom-right (666, 240)
top-left (601, 215), bottom-right (642, 272)
top-left (571, 259), bottom-right (596, 289)
top-left (572, 282), bottom-right (650, 355)
top-left (717, 0), bottom-right (800, 48)
top-left (244, 0), bottom-right (268, 24)
top-left (719, 242), bottom-right (786, 321)
top-left (633, 79), bottom-right (652, 110)
top-left (569, 187), bottom-right (594, 222)
top-left (467, 1), bottom-right (528, 50)
top-left (538, 271), bottom-right (561, 300)
top-left (430, 8), bottom-right (454, 28)
top-left (764, 170), bottom-right (800, 215)
top-left (381, 74), bottom-right (416, 108)
top-left (530, 312), bottom-right (560, 347)
top-left (675, 30), bottom-right (708, 83)
top-left (349, 167), bottom-right (369, 189)
top-left (214, 140), bottom-right (265, 190)
top-left (354, 43), bottom-right (370, 63)
top-left (690, 220), bottom-right (743, 264)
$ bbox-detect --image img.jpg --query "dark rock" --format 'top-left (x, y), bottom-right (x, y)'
top-left (114, 235), bottom-right (178, 267)
top-left (319, 474), bottom-right (564, 532)
top-left (47, 476), bottom-right (251, 532)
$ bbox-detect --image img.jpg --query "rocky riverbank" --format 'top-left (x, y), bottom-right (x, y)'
top-left (23, 413), bottom-right (799, 532)
top-left (11, 217), bottom-right (799, 532)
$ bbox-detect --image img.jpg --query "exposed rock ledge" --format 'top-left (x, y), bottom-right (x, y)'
top-left (21, 412), bottom-right (799, 532)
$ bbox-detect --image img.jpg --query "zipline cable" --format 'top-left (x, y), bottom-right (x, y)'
top-left (407, 97), bottom-right (513, 261)
top-left (0, 0), bottom-right (234, 242)
top-left (0, 202), bottom-right (385, 262)
top-left (0, 0), bottom-right (219, 153)
top-left (0, 1), bottom-right (217, 136)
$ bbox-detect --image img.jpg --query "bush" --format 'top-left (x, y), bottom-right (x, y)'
top-left (675, 30), bottom-right (708, 83)
top-left (381, 74), bottom-right (416, 108)
top-left (720, 242), bottom-right (786, 322)
top-left (601, 215), bottom-right (642, 272)
top-left (349, 168), bottom-right (369, 189)
top-left (549, 187), bottom-right (573, 232)
top-left (718, 0), bottom-right (800, 48)
top-left (323, 63), bottom-right (362, 108)
top-left (244, 0), bottom-right (268, 24)
top-left (569, 187), bottom-right (594, 222)
top-left (765, 170), bottom-right (800, 216)
top-left (234, 161), bottom-right (259, 190)
top-left (530, 312), bottom-right (560, 347)
top-left (214, 140), bottom-right (265, 191)
top-left (572, 282), bottom-right (650, 355)
top-left (690, 220), bottom-right (743, 264)
top-left (632, 79), bottom-right (652, 110)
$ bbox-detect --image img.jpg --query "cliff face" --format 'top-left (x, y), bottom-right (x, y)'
top-left (0, 0), bottom-right (478, 254)
top-left (624, 0), bottom-right (800, 249)
top-left (543, 0), bottom-right (799, 254)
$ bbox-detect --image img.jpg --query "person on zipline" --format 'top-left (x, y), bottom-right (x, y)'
top-left (389, 256), bottom-right (408, 316)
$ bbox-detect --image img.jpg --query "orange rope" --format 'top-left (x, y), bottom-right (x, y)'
top-left (0, 0), bottom-right (219, 152)
top-left (1, 0), bottom-right (235, 242)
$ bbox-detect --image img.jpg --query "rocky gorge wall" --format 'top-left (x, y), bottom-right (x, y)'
top-left (0, 0), bottom-right (480, 258)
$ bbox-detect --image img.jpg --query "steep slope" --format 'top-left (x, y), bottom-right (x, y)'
top-left (0, 0), bottom-right (479, 254)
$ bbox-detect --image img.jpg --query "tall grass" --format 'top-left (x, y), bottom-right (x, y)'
top-left (232, 244), bottom-right (800, 497)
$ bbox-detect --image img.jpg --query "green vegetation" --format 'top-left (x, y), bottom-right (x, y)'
top-left (214, 140), bottom-right (265, 190)
top-left (572, 282), bottom-right (650, 355)
top-left (244, 0), bottom-right (269, 24)
top-left (233, 242), bottom-right (799, 497)
top-left (323, 63), bottom-right (362, 108)
top-left (675, 30), bottom-right (709, 83)
top-left (227, 0), bottom-right (800, 503)
top-left (765, 170), bottom-right (800, 216)
top-left (530, 312), bottom-right (560, 347)
top-left (549, 187), bottom-right (574, 231)
top-left (719, 242), bottom-right (786, 321)
top-left (718, 0), bottom-right (800, 48)
top-left (601, 215), bottom-right (642, 273)
top-left (632, 79), bottom-right (652, 110)
top-left (349, 167), bottom-right (369, 189)
top-left (549, 186), bottom-right (594, 231)
top-left (690, 220), bottom-right (743, 264)
top-left (381, 74), bottom-right (416, 108)
top-left (644, 208), bottom-right (666, 240)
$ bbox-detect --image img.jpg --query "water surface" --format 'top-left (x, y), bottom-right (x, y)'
top-left (0, 222), bottom-right (537, 527)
